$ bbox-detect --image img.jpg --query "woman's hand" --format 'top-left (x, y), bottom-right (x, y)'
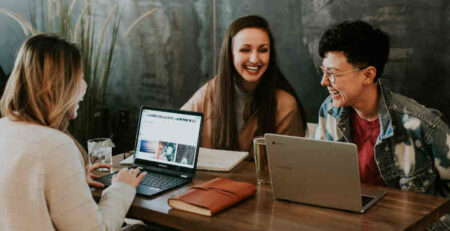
top-left (86, 163), bottom-right (112, 188)
top-left (112, 167), bottom-right (147, 188)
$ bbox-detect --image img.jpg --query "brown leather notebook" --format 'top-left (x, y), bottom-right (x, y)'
top-left (168, 177), bottom-right (257, 216)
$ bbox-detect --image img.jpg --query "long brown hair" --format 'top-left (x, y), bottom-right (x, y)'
top-left (213, 15), bottom-right (307, 150)
top-left (0, 33), bottom-right (88, 163)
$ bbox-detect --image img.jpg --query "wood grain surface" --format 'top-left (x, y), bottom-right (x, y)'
top-left (91, 154), bottom-right (449, 231)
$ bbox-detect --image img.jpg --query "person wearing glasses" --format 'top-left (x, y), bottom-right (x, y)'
top-left (314, 20), bottom-right (449, 229)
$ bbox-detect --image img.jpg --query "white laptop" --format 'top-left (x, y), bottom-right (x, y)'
top-left (264, 134), bottom-right (386, 213)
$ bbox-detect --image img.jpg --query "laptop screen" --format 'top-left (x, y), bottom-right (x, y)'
top-left (134, 108), bottom-right (202, 169)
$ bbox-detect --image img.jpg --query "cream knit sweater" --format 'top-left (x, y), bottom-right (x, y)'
top-left (0, 118), bottom-right (136, 231)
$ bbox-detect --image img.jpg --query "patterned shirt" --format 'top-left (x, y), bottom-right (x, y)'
top-left (314, 84), bottom-right (450, 197)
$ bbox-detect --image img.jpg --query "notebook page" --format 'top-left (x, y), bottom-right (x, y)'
top-left (197, 147), bottom-right (248, 172)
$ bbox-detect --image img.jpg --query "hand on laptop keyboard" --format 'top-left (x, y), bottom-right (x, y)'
top-left (113, 167), bottom-right (147, 188)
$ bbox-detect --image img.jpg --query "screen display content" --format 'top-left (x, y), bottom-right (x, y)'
top-left (134, 109), bottom-right (201, 168)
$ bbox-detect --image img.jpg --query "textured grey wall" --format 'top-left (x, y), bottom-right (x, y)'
top-left (0, 1), bottom-right (31, 73)
top-left (102, 0), bottom-right (213, 151)
top-left (106, 0), bottom-right (212, 111)
top-left (1, 0), bottom-right (449, 151)
top-left (107, 0), bottom-right (213, 151)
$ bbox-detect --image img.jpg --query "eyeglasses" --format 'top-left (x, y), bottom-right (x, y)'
top-left (317, 65), bottom-right (368, 84)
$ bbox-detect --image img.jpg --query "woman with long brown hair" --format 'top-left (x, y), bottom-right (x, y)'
top-left (0, 34), bottom-right (146, 230)
top-left (182, 15), bottom-right (306, 152)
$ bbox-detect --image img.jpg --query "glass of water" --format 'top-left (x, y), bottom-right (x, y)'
top-left (87, 138), bottom-right (115, 172)
top-left (253, 137), bottom-right (271, 184)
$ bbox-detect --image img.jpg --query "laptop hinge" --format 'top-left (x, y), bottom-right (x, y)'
top-left (133, 163), bottom-right (194, 179)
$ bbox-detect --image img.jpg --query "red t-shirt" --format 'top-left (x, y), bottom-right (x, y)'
top-left (351, 110), bottom-right (385, 186)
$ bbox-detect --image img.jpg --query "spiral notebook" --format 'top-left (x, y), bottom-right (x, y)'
top-left (121, 147), bottom-right (248, 172)
top-left (196, 148), bottom-right (248, 172)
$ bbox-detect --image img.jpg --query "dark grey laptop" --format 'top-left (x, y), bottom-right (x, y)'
top-left (265, 134), bottom-right (386, 213)
top-left (96, 106), bottom-right (203, 196)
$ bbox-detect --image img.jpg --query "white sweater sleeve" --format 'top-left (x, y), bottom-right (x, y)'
top-left (44, 138), bottom-right (136, 231)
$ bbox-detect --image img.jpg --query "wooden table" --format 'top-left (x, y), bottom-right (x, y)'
top-left (92, 154), bottom-right (449, 231)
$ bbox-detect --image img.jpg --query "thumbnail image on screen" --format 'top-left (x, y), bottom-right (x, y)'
top-left (139, 140), bottom-right (158, 154)
top-left (138, 140), bottom-right (197, 167)
top-left (175, 144), bottom-right (195, 166)
top-left (157, 141), bottom-right (177, 162)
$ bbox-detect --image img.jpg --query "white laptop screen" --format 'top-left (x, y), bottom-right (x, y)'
top-left (134, 109), bottom-right (202, 169)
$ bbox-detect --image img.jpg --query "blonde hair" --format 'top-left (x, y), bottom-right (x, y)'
top-left (0, 33), bottom-right (87, 163)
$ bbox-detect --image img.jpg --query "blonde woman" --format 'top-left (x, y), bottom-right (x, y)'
top-left (0, 34), bottom-right (146, 231)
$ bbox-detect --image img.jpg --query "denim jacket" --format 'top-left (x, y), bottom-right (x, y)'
top-left (314, 85), bottom-right (450, 198)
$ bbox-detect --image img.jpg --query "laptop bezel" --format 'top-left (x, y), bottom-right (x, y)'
top-left (132, 106), bottom-right (203, 177)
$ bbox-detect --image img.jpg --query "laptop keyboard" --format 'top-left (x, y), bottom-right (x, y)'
top-left (101, 171), bottom-right (186, 190)
top-left (361, 195), bottom-right (374, 207)
top-left (140, 172), bottom-right (186, 189)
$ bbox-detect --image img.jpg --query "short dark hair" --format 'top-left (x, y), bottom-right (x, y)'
top-left (319, 20), bottom-right (390, 81)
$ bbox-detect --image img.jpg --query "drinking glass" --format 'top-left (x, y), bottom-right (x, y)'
top-left (87, 138), bottom-right (114, 172)
top-left (253, 137), bottom-right (271, 184)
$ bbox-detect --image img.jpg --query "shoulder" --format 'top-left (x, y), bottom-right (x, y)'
top-left (318, 96), bottom-right (333, 113)
top-left (193, 77), bottom-right (217, 97)
top-left (317, 96), bottom-right (339, 119)
top-left (386, 89), bottom-right (446, 128)
top-left (0, 118), bottom-right (79, 161)
top-left (314, 96), bottom-right (346, 141)
top-left (0, 118), bottom-right (73, 145)
top-left (181, 77), bottom-right (217, 111)
top-left (274, 89), bottom-right (298, 109)
top-left (35, 125), bottom-right (75, 148)
top-left (197, 78), bottom-right (216, 95)
top-left (37, 129), bottom-right (82, 169)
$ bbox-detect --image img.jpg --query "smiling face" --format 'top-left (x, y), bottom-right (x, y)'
top-left (321, 51), bottom-right (367, 108)
top-left (232, 27), bottom-right (270, 92)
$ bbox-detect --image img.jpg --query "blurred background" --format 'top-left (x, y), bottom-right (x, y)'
top-left (1, 0), bottom-right (449, 153)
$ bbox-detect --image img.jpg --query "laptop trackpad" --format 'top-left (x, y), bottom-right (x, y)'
top-left (137, 185), bottom-right (162, 196)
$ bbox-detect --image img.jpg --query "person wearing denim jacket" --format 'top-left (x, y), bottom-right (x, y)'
top-left (315, 85), bottom-right (450, 195)
top-left (314, 20), bottom-right (450, 230)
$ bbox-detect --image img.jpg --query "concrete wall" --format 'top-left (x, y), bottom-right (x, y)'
top-left (106, 0), bottom-right (212, 111)
top-left (0, 0), bottom-right (31, 73)
top-left (107, 0), bottom-right (213, 151)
